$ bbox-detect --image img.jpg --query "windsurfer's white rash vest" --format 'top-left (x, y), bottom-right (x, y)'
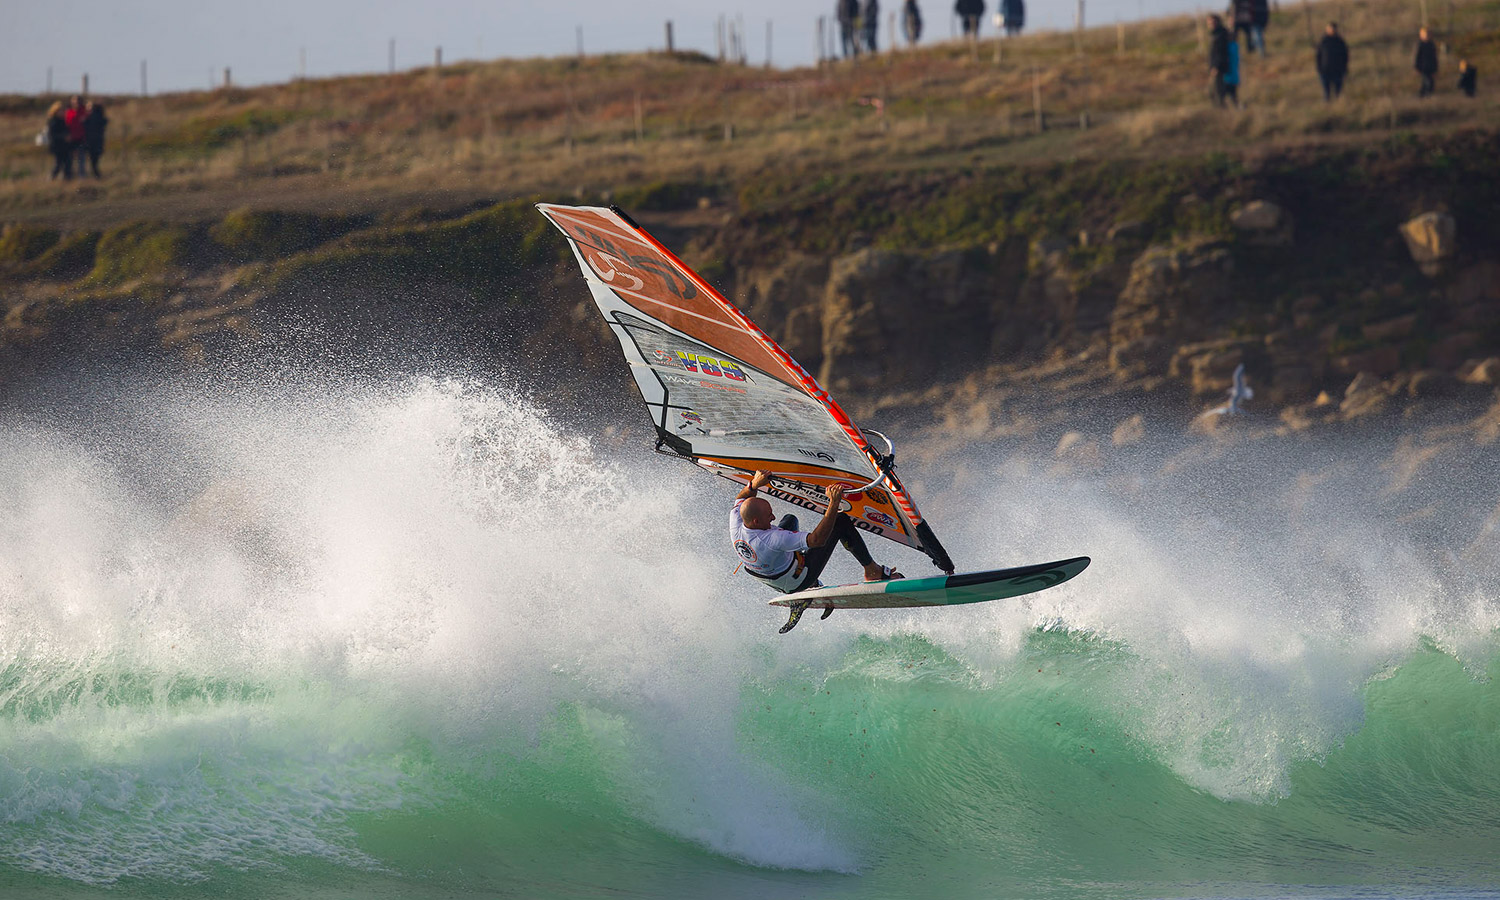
top-left (730, 499), bottom-right (810, 593)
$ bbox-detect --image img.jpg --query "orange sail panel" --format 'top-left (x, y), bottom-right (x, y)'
top-left (538, 203), bottom-right (952, 569)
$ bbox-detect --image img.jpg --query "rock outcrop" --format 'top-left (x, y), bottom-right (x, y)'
top-left (1230, 200), bottom-right (1293, 246)
top-left (1108, 239), bottom-right (1234, 378)
top-left (1400, 211), bottom-right (1457, 277)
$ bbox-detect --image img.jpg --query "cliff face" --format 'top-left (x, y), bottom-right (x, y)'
top-left (3, 134), bottom-right (1500, 440)
top-left (693, 133), bottom-right (1500, 430)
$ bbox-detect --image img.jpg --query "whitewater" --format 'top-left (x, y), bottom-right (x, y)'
top-left (0, 374), bottom-right (1497, 900)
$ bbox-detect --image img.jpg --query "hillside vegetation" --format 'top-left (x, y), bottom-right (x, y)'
top-left (2, 0), bottom-right (1500, 460)
top-left (1, 0), bottom-right (1497, 223)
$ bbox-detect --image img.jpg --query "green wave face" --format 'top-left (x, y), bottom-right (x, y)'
top-left (1, 379), bottom-right (1498, 900)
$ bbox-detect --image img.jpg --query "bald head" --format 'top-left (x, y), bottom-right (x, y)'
top-left (740, 497), bottom-right (774, 529)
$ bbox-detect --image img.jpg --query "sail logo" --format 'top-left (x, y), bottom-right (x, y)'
top-left (863, 507), bottom-right (898, 529)
top-left (571, 225), bottom-right (698, 300)
top-left (797, 449), bottom-right (835, 462)
top-left (653, 349), bottom-right (749, 382)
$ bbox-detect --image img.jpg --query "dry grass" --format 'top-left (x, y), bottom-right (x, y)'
top-left (1, 0), bottom-right (1497, 223)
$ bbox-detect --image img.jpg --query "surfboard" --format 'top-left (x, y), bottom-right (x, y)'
top-left (768, 557), bottom-right (1091, 610)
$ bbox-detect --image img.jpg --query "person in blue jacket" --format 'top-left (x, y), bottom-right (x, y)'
top-left (1224, 30), bottom-right (1242, 106)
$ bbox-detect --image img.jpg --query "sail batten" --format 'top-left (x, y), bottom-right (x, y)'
top-left (539, 203), bottom-right (955, 572)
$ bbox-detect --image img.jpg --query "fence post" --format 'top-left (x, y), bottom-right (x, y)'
top-left (767, 20), bottom-right (773, 67)
top-left (388, 39), bottom-right (394, 74)
top-left (141, 59), bottom-right (148, 95)
top-left (576, 25), bottom-right (584, 58)
top-left (82, 73), bottom-right (89, 94)
top-left (435, 46), bottom-right (442, 71)
top-left (223, 68), bottom-right (231, 88)
top-left (1033, 66), bottom-right (1044, 131)
top-left (666, 21), bottom-right (674, 52)
top-left (1075, 0), bottom-right (1085, 55)
top-left (816, 16), bottom-right (825, 63)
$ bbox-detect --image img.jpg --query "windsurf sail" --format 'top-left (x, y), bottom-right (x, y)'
top-left (538, 203), bottom-right (955, 573)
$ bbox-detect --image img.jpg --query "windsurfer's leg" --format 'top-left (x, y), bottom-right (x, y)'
top-left (831, 514), bottom-right (875, 566)
top-left (793, 513), bottom-right (873, 590)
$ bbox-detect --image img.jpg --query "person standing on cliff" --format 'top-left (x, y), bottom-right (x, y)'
top-left (1457, 59), bottom-right (1477, 97)
top-left (1228, 0), bottom-right (1255, 53)
top-left (902, 0), bottom-right (923, 45)
top-left (44, 102), bottom-right (72, 180)
top-left (862, 0), bottom-right (880, 52)
top-left (64, 96), bottom-right (89, 179)
top-left (1414, 27), bottom-right (1439, 97)
top-left (956, 0), bottom-right (985, 38)
top-left (1208, 15), bottom-right (1234, 107)
top-left (83, 101), bottom-right (108, 178)
top-left (732, 471), bottom-right (902, 634)
top-left (1248, 0), bottom-right (1269, 55)
top-left (1001, 0), bottom-right (1025, 36)
top-left (1317, 22), bottom-right (1349, 100)
top-left (838, 0), bottom-right (861, 57)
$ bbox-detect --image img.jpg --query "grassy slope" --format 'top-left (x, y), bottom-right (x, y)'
top-left (0, 0), bottom-right (1497, 226)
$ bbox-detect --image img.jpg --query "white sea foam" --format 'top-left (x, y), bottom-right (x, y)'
top-left (1, 375), bottom-right (1495, 882)
top-left (0, 378), bottom-right (857, 880)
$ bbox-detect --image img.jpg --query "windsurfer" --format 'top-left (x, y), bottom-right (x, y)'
top-left (731, 470), bottom-right (902, 633)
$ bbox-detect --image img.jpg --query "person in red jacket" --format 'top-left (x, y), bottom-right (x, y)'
top-left (64, 96), bottom-right (89, 178)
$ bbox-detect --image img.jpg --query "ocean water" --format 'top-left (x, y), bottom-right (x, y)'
top-left (0, 377), bottom-right (1496, 900)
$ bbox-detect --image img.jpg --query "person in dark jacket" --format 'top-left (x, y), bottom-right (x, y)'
top-left (1002, 0), bottom-right (1025, 35)
top-left (956, 0), bottom-right (985, 37)
top-left (838, 0), bottom-right (861, 57)
top-left (45, 101), bottom-right (72, 180)
top-left (1229, 0), bottom-right (1255, 53)
top-left (1248, 0), bottom-right (1269, 54)
top-left (1414, 27), bottom-right (1439, 96)
top-left (862, 0), bottom-right (880, 52)
top-left (1457, 58), bottom-right (1477, 96)
top-left (902, 0), bottom-right (923, 44)
top-left (83, 101), bottom-right (108, 178)
top-left (1316, 22), bottom-right (1349, 100)
top-left (1208, 15), bottom-right (1234, 107)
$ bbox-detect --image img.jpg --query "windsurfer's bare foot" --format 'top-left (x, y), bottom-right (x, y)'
top-left (863, 563), bottom-right (902, 582)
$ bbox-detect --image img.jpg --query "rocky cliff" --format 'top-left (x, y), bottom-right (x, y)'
top-left (3, 133), bottom-right (1500, 449)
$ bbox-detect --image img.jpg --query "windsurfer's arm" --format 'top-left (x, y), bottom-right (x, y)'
top-left (806, 485), bottom-right (846, 548)
top-left (736, 470), bottom-right (772, 501)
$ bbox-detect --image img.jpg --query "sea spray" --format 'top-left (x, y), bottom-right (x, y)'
top-left (0, 375), bottom-right (1496, 898)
